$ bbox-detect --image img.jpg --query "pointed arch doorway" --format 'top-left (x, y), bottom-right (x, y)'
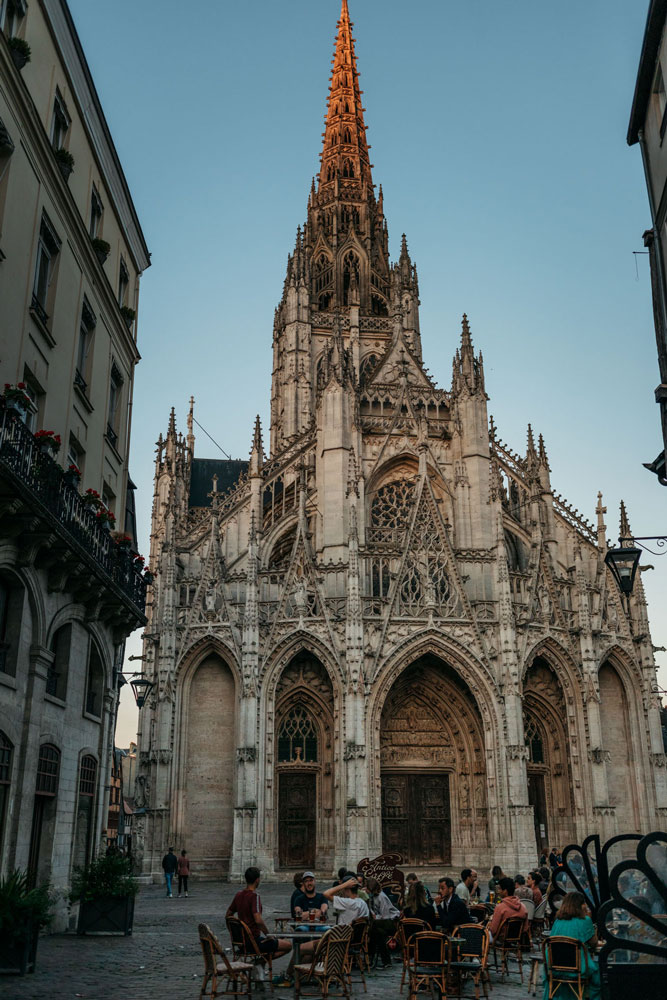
top-left (523, 656), bottom-right (576, 854)
top-left (275, 653), bottom-right (335, 870)
top-left (379, 655), bottom-right (488, 866)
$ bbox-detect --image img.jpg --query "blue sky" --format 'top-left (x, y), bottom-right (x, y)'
top-left (65, 0), bottom-right (666, 743)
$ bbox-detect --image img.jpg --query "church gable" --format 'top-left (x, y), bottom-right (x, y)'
top-left (366, 332), bottom-right (434, 390)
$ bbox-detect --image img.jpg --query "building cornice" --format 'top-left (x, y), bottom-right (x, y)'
top-left (628, 0), bottom-right (667, 145)
top-left (40, 0), bottom-right (151, 272)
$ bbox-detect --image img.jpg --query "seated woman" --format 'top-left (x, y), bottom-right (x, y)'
top-left (402, 880), bottom-right (436, 929)
top-left (543, 891), bottom-right (600, 1000)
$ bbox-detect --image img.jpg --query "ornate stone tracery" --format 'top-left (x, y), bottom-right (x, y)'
top-left (137, 0), bottom-right (662, 883)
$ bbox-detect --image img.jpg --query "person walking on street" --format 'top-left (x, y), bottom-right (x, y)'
top-left (177, 849), bottom-right (190, 897)
top-left (162, 846), bottom-right (178, 897)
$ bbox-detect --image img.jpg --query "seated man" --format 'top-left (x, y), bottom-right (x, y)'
top-left (455, 868), bottom-right (477, 904)
top-left (293, 871), bottom-right (328, 919)
top-left (433, 877), bottom-right (470, 933)
top-left (487, 876), bottom-right (529, 943)
top-left (226, 865), bottom-right (292, 964)
top-left (279, 874), bottom-right (366, 987)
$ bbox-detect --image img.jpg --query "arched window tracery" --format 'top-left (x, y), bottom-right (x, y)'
top-left (360, 353), bottom-right (379, 383)
top-left (277, 704), bottom-right (318, 763)
top-left (524, 714), bottom-right (545, 764)
top-left (370, 478), bottom-right (417, 530)
top-left (342, 158), bottom-right (355, 178)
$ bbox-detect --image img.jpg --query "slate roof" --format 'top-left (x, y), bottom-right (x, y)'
top-left (189, 458), bottom-right (248, 508)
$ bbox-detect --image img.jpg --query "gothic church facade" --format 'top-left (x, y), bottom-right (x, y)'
top-left (136, 1), bottom-right (666, 878)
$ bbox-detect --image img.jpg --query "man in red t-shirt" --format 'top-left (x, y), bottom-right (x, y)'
top-left (226, 866), bottom-right (292, 958)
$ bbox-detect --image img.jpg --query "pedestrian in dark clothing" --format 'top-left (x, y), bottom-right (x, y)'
top-left (433, 877), bottom-right (470, 932)
top-left (177, 850), bottom-right (190, 897)
top-left (549, 848), bottom-right (560, 869)
top-left (162, 847), bottom-right (178, 897)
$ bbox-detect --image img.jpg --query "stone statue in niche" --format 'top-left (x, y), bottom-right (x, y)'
top-left (459, 773), bottom-right (470, 809)
top-left (294, 578), bottom-right (308, 614)
top-left (205, 580), bottom-right (218, 613)
top-left (474, 778), bottom-right (485, 809)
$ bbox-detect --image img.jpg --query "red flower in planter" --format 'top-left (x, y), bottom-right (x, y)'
top-left (34, 429), bottom-right (61, 450)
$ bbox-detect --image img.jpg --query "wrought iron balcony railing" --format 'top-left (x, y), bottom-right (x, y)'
top-left (0, 402), bottom-right (146, 618)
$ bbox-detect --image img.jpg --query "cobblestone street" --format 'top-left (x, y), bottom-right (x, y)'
top-left (6, 881), bottom-right (540, 1000)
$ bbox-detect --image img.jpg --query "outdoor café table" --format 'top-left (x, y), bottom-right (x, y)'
top-left (272, 912), bottom-right (294, 930)
top-left (281, 926), bottom-right (333, 965)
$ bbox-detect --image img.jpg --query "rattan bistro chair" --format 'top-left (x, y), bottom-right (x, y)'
top-left (492, 915), bottom-right (527, 982)
top-left (295, 924), bottom-right (353, 1000)
top-left (408, 932), bottom-right (449, 1000)
top-left (346, 917), bottom-right (370, 992)
top-left (199, 923), bottom-right (253, 1000)
top-left (448, 923), bottom-right (490, 1000)
top-left (398, 918), bottom-right (429, 993)
top-left (226, 916), bottom-right (274, 993)
top-left (542, 936), bottom-right (588, 1000)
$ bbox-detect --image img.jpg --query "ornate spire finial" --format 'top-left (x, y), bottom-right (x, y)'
top-left (538, 432), bottom-right (549, 467)
top-left (252, 414), bottom-right (263, 452)
top-left (596, 491), bottom-right (607, 540)
top-left (318, 0), bottom-right (372, 192)
top-left (167, 406), bottom-right (177, 437)
top-left (489, 414), bottom-right (497, 442)
top-left (619, 500), bottom-right (633, 543)
top-left (461, 313), bottom-right (472, 351)
top-left (526, 423), bottom-right (536, 455)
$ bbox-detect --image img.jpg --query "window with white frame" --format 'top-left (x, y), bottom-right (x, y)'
top-left (32, 213), bottom-right (61, 324)
top-left (106, 364), bottom-right (123, 449)
top-left (50, 90), bottom-right (71, 151)
top-left (74, 299), bottom-right (96, 395)
top-left (89, 185), bottom-right (103, 239)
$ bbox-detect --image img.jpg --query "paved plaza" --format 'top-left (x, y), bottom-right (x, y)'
top-left (5, 881), bottom-right (540, 1000)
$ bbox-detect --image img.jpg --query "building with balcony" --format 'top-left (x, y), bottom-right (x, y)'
top-left (0, 0), bottom-right (150, 928)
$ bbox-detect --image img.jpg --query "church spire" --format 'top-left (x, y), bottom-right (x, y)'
top-left (319, 0), bottom-right (372, 192)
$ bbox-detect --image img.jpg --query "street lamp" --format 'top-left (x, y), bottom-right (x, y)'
top-left (604, 543), bottom-right (642, 596)
top-left (129, 675), bottom-right (154, 709)
top-left (605, 534), bottom-right (667, 597)
top-left (115, 666), bottom-right (154, 709)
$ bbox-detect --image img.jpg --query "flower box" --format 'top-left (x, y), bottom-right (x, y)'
top-left (34, 430), bottom-right (61, 455)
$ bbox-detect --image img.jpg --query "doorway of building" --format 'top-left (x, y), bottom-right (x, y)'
top-left (279, 771), bottom-right (316, 868)
top-left (527, 772), bottom-right (548, 855)
top-left (381, 772), bottom-right (451, 864)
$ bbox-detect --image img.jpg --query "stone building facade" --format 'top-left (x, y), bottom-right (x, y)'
top-left (0, 0), bottom-right (149, 928)
top-left (628, 0), bottom-right (667, 483)
top-left (137, 0), bottom-right (667, 880)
